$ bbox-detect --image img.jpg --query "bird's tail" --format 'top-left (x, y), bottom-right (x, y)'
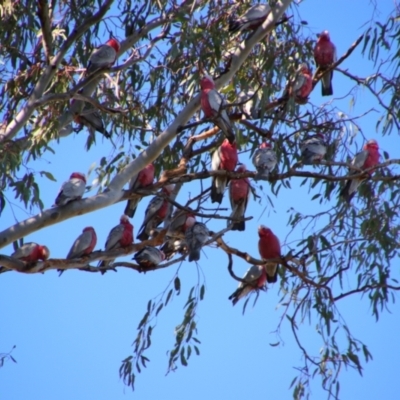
top-left (265, 263), bottom-right (278, 283)
top-left (321, 70), bottom-right (333, 96)
top-left (229, 203), bottom-right (245, 231)
top-left (228, 288), bottom-right (242, 306)
top-left (124, 199), bottom-right (139, 218)
top-left (340, 179), bottom-right (360, 204)
top-left (228, 19), bottom-right (243, 33)
top-left (211, 177), bottom-right (225, 204)
top-left (188, 247), bottom-right (200, 262)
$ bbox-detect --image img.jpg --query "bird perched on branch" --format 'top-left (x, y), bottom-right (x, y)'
top-left (228, 4), bottom-right (271, 34)
top-left (200, 75), bottom-right (235, 144)
top-left (340, 139), bottom-right (380, 203)
top-left (54, 172), bottom-right (86, 206)
top-left (228, 264), bottom-right (267, 306)
top-left (300, 133), bottom-right (328, 164)
top-left (11, 243), bottom-right (50, 263)
top-left (85, 37), bottom-right (120, 76)
top-left (58, 227), bottom-right (97, 276)
top-left (133, 246), bottom-right (165, 270)
top-left (211, 139), bottom-right (238, 204)
top-left (136, 184), bottom-right (175, 241)
top-left (185, 222), bottom-right (209, 262)
top-left (98, 215), bottom-right (133, 270)
top-left (252, 142), bottom-right (277, 180)
top-left (314, 31), bottom-right (337, 96)
top-left (258, 225), bottom-right (281, 283)
top-left (284, 63), bottom-right (313, 104)
top-left (124, 163), bottom-right (155, 218)
top-left (71, 101), bottom-right (110, 139)
top-left (228, 164), bottom-right (250, 231)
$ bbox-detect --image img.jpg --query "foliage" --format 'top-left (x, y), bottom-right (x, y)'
top-left (1, 0), bottom-right (400, 399)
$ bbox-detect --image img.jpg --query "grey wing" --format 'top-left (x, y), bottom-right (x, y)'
top-left (292, 73), bottom-right (305, 93)
top-left (128, 172), bottom-right (140, 191)
top-left (243, 4), bottom-right (271, 22)
top-left (238, 265), bottom-right (263, 289)
top-left (351, 150), bottom-right (369, 171)
top-left (90, 45), bottom-right (116, 67)
top-left (207, 89), bottom-right (224, 115)
top-left (105, 224), bottom-right (124, 250)
top-left (167, 211), bottom-right (186, 237)
top-left (11, 243), bottom-right (36, 259)
top-left (62, 179), bottom-right (85, 199)
top-left (211, 146), bottom-right (222, 171)
top-left (67, 231), bottom-right (92, 259)
top-left (142, 196), bottom-right (164, 226)
top-left (301, 137), bottom-right (326, 156)
top-left (194, 223), bottom-right (209, 245)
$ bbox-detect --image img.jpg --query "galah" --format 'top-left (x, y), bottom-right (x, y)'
top-left (54, 172), bottom-right (86, 206)
top-left (160, 239), bottom-right (186, 260)
top-left (252, 142), bottom-right (278, 180)
top-left (59, 227), bottom-right (97, 276)
top-left (86, 37), bottom-right (120, 76)
top-left (11, 243), bottom-right (50, 263)
top-left (211, 139), bottom-right (238, 204)
top-left (185, 222), bottom-right (209, 262)
top-left (72, 102), bottom-right (110, 138)
top-left (300, 133), bottom-right (327, 164)
top-left (133, 246), bottom-right (165, 270)
top-left (166, 210), bottom-right (196, 238)
top-left (228, 164), bottom-right (250, 231)
top-left (258, 225), bottom-right (281, 283)
top-left (136, 184), bottom-right (175, 241)
top-left (285, 63), bottom-right (313, 103)
top-left (340, 139), bottom-right (381, 203)
top-left (98, 215), bottom-right (134, 269)
top-left (161, 211), bottom-right (196, 259)
top-left (229, 4), bottom-right (271, 33)
top-left (200, 75), bottom-right (235, 144)
top-left (228, 265), bottom-right (267, 306)
top-left (314, 31), bottom-right (337, 96)
top-left (124, 163), bottom-right (155, 218)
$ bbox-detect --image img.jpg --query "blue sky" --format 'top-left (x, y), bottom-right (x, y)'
top-left (1, 1), bottom-right (399, 399)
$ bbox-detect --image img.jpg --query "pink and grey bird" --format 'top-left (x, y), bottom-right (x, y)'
top-left (59, 227), bottom-right (97, 276)
top-left (161, 211), bottom-right (196, 259)
top-left (200, 75), bottom-right (235, 144)
top-left (286, 63), bottom-right (313, 103)
top-left (136, 184), bottom-right (175, 241)
top-left (258, 225), bottom-right (281, 283)
top-left (124, 163), bottom-right (155, 218)
top-left (11, 242), bottom-right (50, 263)
top-left (98, 215), bottom-right (134, 269)
top-left (185, 222), bottom-right (209, 262)
top-left (314, 31), bottom-right (336, 96)
top-left (228, 164), bottom-right (250, 231)
top-left (211, 139), bottom-right (238, 204)
top-left (228, 264), bottom-right (267, 306)
top-left (133, 246), bottom-right (165, 270)
top-left (300, 134), bottom-right (327, 164)
top-left (340, 139), bottom-right (380, 203)
top-left (229, 4), bottom-right (271, 33)
top-left (72, 101), bottom-right (110, 139)
top-left (86, 38), bottom-right (120, 75)
top-left (252, 142), bottom-right (277, 180)
top-left (166, 210), bottom-right (196, 238)
top-left (54, 172), bottom-right (86, 206)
